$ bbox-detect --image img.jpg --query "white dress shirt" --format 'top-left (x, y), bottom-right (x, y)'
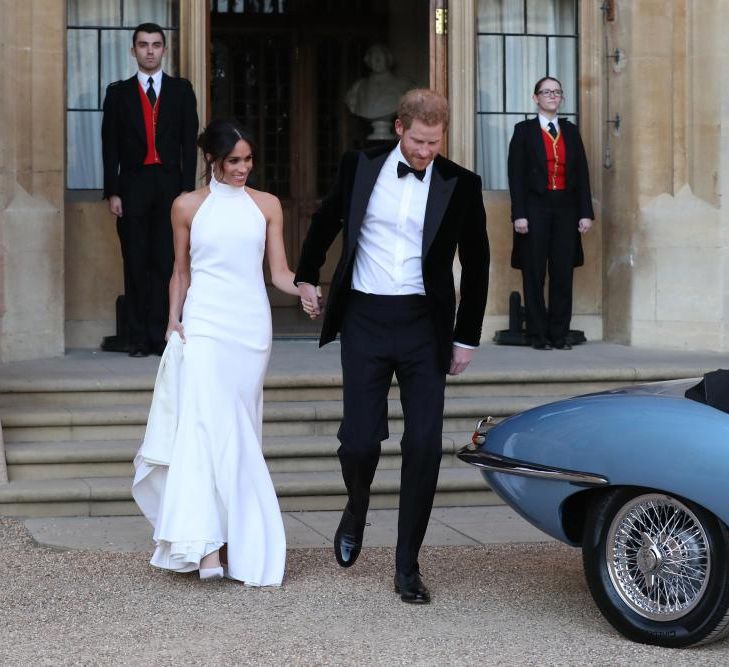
top-left (538, 114), bottom-right (560, 135)
top-left (352, 143), bottom-right (431, 295)
top-left (137, 69), bottom-right (163, 98)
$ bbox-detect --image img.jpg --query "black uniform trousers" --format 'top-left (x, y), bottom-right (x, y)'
top-left (338, 290), bottom-right (446, 576)
top-left (518, 190), bottom-right (579, 345)
top-left (117, 165), bottom-right (180, 348)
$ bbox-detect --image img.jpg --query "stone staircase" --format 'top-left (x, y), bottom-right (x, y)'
top-left (0, 363), bottom-right (649, 518)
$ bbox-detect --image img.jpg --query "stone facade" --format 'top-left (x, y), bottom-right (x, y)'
top-left (2, 1), bottom-right (728, 360)
top-left (0, 1), bottom-right (65, 361)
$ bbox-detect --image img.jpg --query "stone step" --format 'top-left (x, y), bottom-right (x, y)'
top-left (0, 376), bottom-right (633, 407)
top-left (0, 466), bottom-right (496, 517)
top-left (0, 396), bottom-right (539, 443)
top-left (4, 434), bottom-right (472, 480)
top-left (0, 363), bottom-right (686, 410)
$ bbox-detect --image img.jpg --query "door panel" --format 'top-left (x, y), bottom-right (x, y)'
top-left (210, 1), bottom-right (431, 333)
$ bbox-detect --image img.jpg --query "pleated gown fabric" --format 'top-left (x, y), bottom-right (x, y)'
top-left (132, 173), bottom-right (286, 586)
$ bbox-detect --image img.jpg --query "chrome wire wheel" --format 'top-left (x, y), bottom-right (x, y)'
top-left (606, 493), bottom-right (710, 622)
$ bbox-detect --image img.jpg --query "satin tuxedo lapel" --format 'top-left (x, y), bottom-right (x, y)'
top-left (422, 159), bottom-right (457, 259)
top-left (122, 76), bottom-right (146, 143)
top-left (346, 149), bottom-right (390, 259)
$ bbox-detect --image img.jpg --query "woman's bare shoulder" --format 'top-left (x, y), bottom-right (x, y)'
top-left (246, 188), bottom-right (281, 218)
top-left (172, 186), bottom-right (210, 220)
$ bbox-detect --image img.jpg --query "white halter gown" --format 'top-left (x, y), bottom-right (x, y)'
top-left (132, 174), bottom-right (286, 586)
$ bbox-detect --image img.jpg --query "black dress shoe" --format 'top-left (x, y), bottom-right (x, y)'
top-left (394, 571), bottom-right (431, 604)
top-left (333, 508), bottom-right (365, 568)
top-left (128, 344), bottom-right (149, 358)
top-left (552, 340), bottom-right (572, 350)
top-left (531, 339), bottom-right (552, 350)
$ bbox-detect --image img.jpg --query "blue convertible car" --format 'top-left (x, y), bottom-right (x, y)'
top-left (458, 372), bottom-right (729, 648)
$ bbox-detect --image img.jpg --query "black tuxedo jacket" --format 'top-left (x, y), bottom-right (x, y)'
top-left (295, 143), bottom-right (490, 372)
top-left (507, 117), bottom-right (594, 268)
top-left (101, 73), bottom-right (198, 199)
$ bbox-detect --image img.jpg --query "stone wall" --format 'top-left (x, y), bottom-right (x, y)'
top-left (602, 0), bottom-right (729, 349)
top-left (0, 1), bottom-right (65, 361)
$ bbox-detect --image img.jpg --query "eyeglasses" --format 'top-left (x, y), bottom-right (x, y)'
top-left (537, 89), bottom-right (563, 98)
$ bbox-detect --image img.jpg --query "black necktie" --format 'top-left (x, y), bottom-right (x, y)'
top-left (397, 161), bottom-right (426, 181)
top-left (146, 76), bottom-right (157, 107)
top-left (547, 121), bottom-right (557, 139)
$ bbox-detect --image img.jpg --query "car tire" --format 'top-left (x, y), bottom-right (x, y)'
top-left (582, 487), bottom-right (729, 648)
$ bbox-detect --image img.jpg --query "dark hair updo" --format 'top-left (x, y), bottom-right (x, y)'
top-left (197, 118), bottom-right (257, 181)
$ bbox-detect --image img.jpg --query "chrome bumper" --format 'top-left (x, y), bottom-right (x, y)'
top-left (457, 447), bottom-right (609, 487)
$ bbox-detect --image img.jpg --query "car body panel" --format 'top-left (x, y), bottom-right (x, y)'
top-left (460, 380), bottom-right (729, 545)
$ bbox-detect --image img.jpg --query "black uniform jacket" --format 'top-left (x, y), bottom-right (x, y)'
top-left (101, 73), bottom-right (198, 199)
top-left (507, 116), bottom-right (594, 269)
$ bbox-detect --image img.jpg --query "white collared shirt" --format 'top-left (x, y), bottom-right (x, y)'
top-left (137, 69), bottom-right (163, 98)
top-left (351, 143), bottom-right (432, 296)
top-left (538, 114), bottom-right (560, 135)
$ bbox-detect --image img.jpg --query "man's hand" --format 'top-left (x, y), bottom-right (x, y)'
top-left (298, 282), bottom-right (322, 319)
top-left (578, 218), bottom-right (593, 234)
top-left (514, 218), bottom-right (528, 234)
top-left (108, 195), bottom-right (123, 218)
top-left (448, 345), bottom-right (474, 376)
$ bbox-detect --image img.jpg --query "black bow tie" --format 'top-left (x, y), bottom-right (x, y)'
top-left (397, 161), bottom-right (426, 181)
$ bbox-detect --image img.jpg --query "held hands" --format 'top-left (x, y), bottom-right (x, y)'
top-left (514, 218), bottom-right (529, 234)
top-left (448, 345), bottom-right (474, 376)
top-left (578, 218), bottom-right (593, 234)
top-left (108, 195), bottom-right (123, 218)
top-left (298, 283), bottom-right (324, 319)
top-left (165, 321), bottom-right (186, 343)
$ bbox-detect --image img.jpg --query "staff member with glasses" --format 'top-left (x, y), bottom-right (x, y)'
top-left (507, 76), bottom-right (594, 350)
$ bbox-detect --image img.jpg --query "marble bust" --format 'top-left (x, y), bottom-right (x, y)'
top-left (345, 44), bottom-right (412, 140)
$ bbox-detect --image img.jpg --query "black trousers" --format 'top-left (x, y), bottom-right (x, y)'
top-left (117, 165), bottom-right (180, 347)
top-left (338, 291), bottom-right (446, 576)
top-left (518, 191), bottom-right (578, 344)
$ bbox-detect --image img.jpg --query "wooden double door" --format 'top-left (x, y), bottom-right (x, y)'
top-left (209, 0), bottom-right (445, 334)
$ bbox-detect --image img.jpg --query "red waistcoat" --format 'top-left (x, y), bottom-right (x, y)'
top-left (541, 129), bottom-right (566, 190)
top-left (138, 83), bottom-right (162, 166)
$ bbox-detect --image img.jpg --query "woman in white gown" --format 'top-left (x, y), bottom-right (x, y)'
top-left (132, 119), bottom-right (315, 585)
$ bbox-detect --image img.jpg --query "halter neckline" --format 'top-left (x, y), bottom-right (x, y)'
top-left (210, 171), bottom-right (247, 198)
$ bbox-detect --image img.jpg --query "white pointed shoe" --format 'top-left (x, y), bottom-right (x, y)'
top-left (199, 566), bottom-right (224, 581)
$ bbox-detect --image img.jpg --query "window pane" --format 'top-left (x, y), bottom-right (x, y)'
top-left (476, 114), bottom-right (524, 191)
top-left (100, 30), bottom-right (135, 104)
top-left (476, 36), bottom-right (503, 112)
top-left (527, 0), bottom-right (576, 35)
top-left (505, 36), bottom-right (545, 113)
top-left (68, 30), bottom-right (99, 109)
top-left (477, 0), bottom-right (523, 33)
top-left (123, 0), bottom-right (179, 27)
top-left (67, 0), bottom-right (120, 26)
top-left (548, 37), bottom-right (576, 114)
top-left (67, 111), bottom-right (103, 189)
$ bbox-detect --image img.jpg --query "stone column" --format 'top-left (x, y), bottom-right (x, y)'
top-left (0, 0), bottom-right (65, 361)
top-left (602, 0), bottom-right (729, 349)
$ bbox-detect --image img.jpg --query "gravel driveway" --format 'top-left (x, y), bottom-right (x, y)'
top-left (1, 519), bottom-right (726, 665)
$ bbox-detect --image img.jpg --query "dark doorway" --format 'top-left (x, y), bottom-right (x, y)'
top-left (210, 0), bottom-right (429, 335)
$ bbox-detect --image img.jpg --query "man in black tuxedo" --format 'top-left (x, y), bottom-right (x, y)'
top-left (507, 76), bottom-right (594, 350)
top-left (102, 22), bottom-right (198, 357)
top-left (296, 89), bottom-right (489, 604)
